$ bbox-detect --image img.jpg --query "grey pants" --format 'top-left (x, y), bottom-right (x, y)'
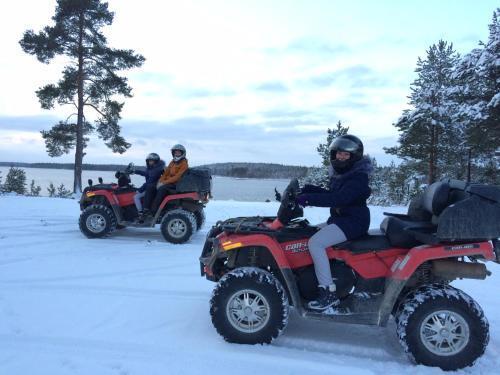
top-left (308, 223), bottom-right (347, 287)
top-left (134, 191), bottom-right (146, 212)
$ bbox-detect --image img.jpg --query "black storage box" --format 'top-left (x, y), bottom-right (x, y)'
top-left (176, 168), bottom-right (212, 194)
top-left (437, 182), bottom-right (500, 241)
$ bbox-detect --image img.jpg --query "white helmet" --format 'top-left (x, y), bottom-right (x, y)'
top-left (171, 144), bottom-right (186, 162)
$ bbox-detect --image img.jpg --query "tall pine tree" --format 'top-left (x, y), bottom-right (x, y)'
top-left (20, 0), bottom-right (145, 193)
top-left (451, 8), bottom-right (500, 183)
top-left (301, 121), bottom-right (350, 187)
top-left (386, 40), bottom-right (461, 184)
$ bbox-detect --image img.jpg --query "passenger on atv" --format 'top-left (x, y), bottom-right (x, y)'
top-left (127, 152), bottom-right (165, 222)
top-left (295, 134), bottom-right (372, 310)
top-left (149, 144), bottom-right (189, 217)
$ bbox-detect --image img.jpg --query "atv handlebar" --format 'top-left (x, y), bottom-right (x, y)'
top-left (273, 179), bottom-right (304, 227)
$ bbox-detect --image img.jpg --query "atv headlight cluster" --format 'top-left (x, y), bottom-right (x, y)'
top-left (221, 241), bottom-right (242, 251)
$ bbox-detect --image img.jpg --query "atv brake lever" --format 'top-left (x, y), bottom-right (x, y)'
top-left (274, 188), bottom-right (282, 202)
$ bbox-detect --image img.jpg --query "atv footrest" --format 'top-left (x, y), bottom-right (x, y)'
top-left (302, 309), bottom-right (380, 325)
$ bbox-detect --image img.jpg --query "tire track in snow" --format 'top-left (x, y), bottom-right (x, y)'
top-left (0, 263), bottom-right (190, 284)
top-left (0, 283), bottom-right (210, 300)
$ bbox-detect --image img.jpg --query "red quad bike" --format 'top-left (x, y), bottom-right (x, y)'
top-left (200, 178), bottom-right (500, 371)
top-left (79, 168), bottom-right (211, 243)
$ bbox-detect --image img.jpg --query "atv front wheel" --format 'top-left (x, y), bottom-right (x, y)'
top-left (194, 209), bottom-right (205, 230)
top-left (396, 284), bottom-right (489, 371)
top-left (160, 209), bottom-right (197, 244)
top-left (79, 204), bottom-right (117, 238)
top-left (210, 267), bottom-right (289, 344)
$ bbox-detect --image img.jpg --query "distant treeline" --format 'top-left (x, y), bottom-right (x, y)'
top-left (0, 162), bottom-right (125, 172)
top-left (0, 162), bottom-right (309, 179)
top-left (198, 163), bottom-right (309, 179)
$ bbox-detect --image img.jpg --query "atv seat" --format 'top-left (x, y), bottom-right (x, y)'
top-left (333, 234), bottom-right (392, 254)
top-left (380, 181), bottom-right (450, 248)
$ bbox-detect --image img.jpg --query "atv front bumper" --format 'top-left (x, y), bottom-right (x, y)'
top-left (199, 226), bottom-right (226, 281)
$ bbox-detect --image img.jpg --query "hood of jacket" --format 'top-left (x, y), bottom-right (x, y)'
top-left (331, 157), bottom-right (372, 181)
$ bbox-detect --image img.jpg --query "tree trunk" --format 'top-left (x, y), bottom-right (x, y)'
top-left (428, 123), bottom-right (436, 184)
top-left (74, 10), bottom-right (85, 194)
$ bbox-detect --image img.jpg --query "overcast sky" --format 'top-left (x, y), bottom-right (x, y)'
top-left (0, 0), bottom-right (497, 167)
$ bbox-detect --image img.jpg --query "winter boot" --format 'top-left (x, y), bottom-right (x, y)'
top-left (136, 210), bottom-right (145, 223)
top-left (307, 284), bottom-right (340, 311)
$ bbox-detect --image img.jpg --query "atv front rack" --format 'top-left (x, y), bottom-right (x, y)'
top-left (217, 216), bottom-right (277, 234)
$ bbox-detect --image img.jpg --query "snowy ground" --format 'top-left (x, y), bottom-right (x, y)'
top-left (0, 195), bottom-right (499, 375)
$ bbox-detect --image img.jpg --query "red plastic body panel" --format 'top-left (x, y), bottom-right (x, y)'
top-left (389, 242), bottom-right (495, 280)
top-left (88, 189), bottom-right (120, 206)
top-left (88, 190), bottom-right (201, 209)
top-left (158, 192), bottom-right (202, 211)
top-left (218, 232), bottom-right (496, 281)
top-left (116, 192), bottom-right (136, 206)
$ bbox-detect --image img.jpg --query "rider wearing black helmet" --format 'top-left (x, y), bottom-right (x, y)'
top-left (295, 134), bottom-right (372, 310)
top-left (130, 152), bottom-right (165, 220)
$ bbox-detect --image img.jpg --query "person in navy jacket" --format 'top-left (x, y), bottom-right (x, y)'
top-left (131, 153), bottom-right (165, 220)
top-left (296, 135), bottom-right (372, 310)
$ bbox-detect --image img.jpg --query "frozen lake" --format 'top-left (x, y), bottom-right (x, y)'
top-left (0, 166), bottom-right (290, 202)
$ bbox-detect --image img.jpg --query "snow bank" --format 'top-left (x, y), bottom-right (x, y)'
top-left (0, 196), bottom-right (498, 374)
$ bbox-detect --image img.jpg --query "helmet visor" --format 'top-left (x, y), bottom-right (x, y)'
top-left (331, 137), bottom-right (359, 153)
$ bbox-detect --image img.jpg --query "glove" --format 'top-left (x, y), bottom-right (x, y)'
top-left (300, 184), bottom-right (316, 194)
top-left (126, 162), bottom-right (135, 174)
top-left (295, 194), bottom-right (309, 207)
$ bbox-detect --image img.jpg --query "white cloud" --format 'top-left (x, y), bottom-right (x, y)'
top-left (0, 0), bottom-right (497, 166)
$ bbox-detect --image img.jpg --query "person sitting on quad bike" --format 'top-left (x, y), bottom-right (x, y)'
top-left (150, 144), bottom-right (189, 216)
top-left (295, 134), bottom-right (372, 310)
top-left (128, 153), bottom-right (165, 222)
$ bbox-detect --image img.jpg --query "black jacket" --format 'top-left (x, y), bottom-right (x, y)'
top-left (135, 160), bottom-right (166, 193)
top-left (301, 158), bottom-right (372, 239)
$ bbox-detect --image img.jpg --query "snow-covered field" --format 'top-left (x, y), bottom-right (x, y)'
top-left (0, 195), bottom-right (499, 375)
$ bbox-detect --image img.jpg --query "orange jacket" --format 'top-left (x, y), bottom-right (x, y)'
top-left (158, 158), bottom-right (188, 185)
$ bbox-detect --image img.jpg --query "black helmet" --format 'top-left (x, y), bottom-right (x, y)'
top-left (171, 144), bottom-right (186, 162)
top-left (329, 134), bottom-right (364, 173)
top-left (146, 152), bottom-right (160, 163)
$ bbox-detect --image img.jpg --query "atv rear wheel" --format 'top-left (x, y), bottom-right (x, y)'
top-left (79, 204), bottom-right (117, 238)
top-left (210, 267), bottom-right (289, 344)
top-left (160, 209), bottom-right (197, 244)
top-left (396, 284), bottom-right (489, 371)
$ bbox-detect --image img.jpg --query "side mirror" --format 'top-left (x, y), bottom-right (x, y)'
top-left (98, 177), bottom-right (103, 184)
top-left (88, 179), bottom-right (93, 187)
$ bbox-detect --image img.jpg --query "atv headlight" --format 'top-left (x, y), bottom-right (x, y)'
top-left (222, 241), bottom-right (243, 251)
top-left (86, 191), bottom-right (96, 197)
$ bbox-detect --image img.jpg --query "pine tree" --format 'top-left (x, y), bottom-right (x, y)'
top-left (56, 183), bottom-right (72, 198)
top-left (316, 121), bottom-right (349, 166)
top-left (4, 167), bottom-right (27, 194)
top-left (451, 9), bottom-right (500, 183)
top-left (29, 180), bottom-right (42, 197)
top-left (0, 171), bottom-right (3, 193)
top-left (47, 182), bottom-right (57, 197)
top-left (20, 0), bottom-right (145, 193)
top-left (386, 40), bottom-right (461, 184)
top-left (300, 121), bottom-right (350, 187)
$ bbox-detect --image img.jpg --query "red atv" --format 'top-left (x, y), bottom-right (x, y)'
top-left (200, 178), bottom-right (500, 370)
top-left (79, 168), bottom-right (211, 243)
